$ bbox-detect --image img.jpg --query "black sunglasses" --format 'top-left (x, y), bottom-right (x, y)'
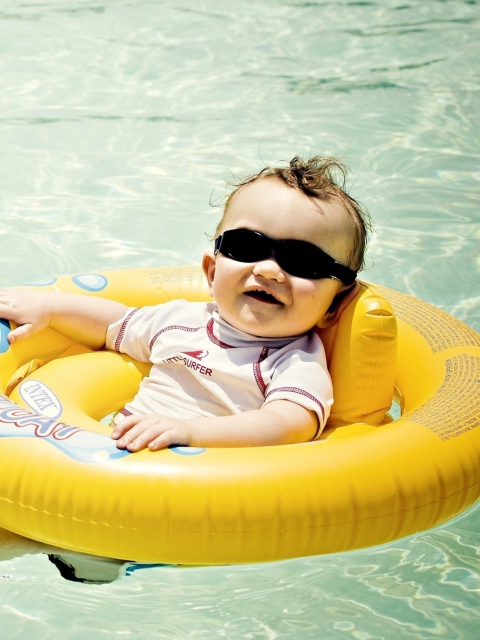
top-left (214, 228), bottom-right (357, 285)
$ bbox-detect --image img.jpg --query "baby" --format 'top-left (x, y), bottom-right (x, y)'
top-left (0, 156), bottom-right (370, 452)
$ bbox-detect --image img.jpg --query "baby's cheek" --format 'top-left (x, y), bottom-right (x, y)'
top-left (301, 283), bottom-right (338, 320)
top-left (298, 281), bottom-right (330, 304)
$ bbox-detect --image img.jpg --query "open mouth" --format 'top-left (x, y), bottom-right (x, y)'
top-left (245, 289), bottom-right (282, 305)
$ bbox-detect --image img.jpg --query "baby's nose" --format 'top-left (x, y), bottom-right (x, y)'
top-left (252, 258), bottom-right (286, 282)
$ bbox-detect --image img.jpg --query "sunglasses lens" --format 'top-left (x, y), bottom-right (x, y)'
top-left (275, 242), bottom-right (327, 279)
top-left (220, 229), bottom-right (269, 263)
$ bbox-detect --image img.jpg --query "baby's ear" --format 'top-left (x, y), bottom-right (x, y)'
top-left (317, 282), bottom-right (360, 329)
top-left (202, 251), bottom-right (216, 298)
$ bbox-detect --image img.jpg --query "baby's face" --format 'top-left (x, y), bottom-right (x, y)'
top-left (202, 178), bottom-right (355, 338)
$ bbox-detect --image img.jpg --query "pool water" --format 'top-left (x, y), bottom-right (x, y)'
top-left (1, 1), bottom-right (479, 638)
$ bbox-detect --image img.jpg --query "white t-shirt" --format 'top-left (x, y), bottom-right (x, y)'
top-left (106, 300), bottom-right (333, 439)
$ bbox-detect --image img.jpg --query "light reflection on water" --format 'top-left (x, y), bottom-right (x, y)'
top-left (0, 0), bottom-right (479, 638)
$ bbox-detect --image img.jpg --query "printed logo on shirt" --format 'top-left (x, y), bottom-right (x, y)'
top-left (183, 350), bottom-right (208, 360)
top-left (161, 351), bottom-right (212, 376)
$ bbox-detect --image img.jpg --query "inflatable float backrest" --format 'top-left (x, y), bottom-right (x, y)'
top-left (318, 281), bottom-right (397, 428)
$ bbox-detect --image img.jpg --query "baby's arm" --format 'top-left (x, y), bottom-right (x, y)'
top-left (111, 400), bottom-right (318, 451)
top-left (0, 288), bottom-right (127, 349)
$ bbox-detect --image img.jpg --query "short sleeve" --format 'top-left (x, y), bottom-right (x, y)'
top-left (106, 300), bottom-right (193, 362)
top-left (262, 333), bottom-right (333, 439)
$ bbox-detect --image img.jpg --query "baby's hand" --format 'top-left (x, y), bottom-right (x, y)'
top-left (0, 288), bottom-right (53, 343)
top-left (111, 414), bottom-right (195, 452)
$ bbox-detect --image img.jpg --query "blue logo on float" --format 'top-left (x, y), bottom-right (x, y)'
top-left (72, 274), bottom-right (108, 292)
top-left (19, 380), bottom-right (63, 420)
top-left (0, 395), bottom-right (130, 463)
top-left (0, 319), bottom-right (10, 354)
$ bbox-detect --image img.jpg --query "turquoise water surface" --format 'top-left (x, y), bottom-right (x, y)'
top-left (1, 1), bottom-right (479, 638)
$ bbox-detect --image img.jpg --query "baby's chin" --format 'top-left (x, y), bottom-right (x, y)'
top-left (226, 316), bottom-right (309, 340)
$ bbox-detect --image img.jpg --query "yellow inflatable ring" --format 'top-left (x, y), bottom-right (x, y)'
top-left (0, 266), bottom-right (479, 564)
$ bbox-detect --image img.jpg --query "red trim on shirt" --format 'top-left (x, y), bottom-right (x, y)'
top-left (149, 324), bottom-right (203, 351)
top-left (253, 346), bottom-right (270, 395)
top-left (265, 387), bottom-right (325, 424)
top-left (115, 308), bottom-right (141, 353)
top-left (206, 318), bottom-right (235, 349)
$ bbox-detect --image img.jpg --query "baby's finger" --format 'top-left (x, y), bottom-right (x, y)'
top-left (121, 427), bottom-right (160, 452)
top-left (110, 414), bottom-right (142, 439)
top-left (115, 420), bottom-right (160, 451)
top-left (148, 432), bottom-right (177, 451)
top-left (7, 324), bottom-right (34, 344)
top-left (148, 428), bottom-right (189, 451)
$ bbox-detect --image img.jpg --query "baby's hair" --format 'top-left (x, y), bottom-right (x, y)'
top-left (216, 155), bottom-right (372, 272)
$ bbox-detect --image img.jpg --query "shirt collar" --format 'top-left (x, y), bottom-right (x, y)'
top-left (211, 306), bottom-right (303, 349)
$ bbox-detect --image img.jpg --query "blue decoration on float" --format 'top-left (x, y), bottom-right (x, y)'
top-left (0, 319), bottom-right (10, 354)
top-left (72, 274), bottom-right (108, 292)
top-left (23, 277), bottom-right (58, 286)
top-left (169, 446), bottom-right (206, 456)
top-left (0, 395), bottom-right (130, 463)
